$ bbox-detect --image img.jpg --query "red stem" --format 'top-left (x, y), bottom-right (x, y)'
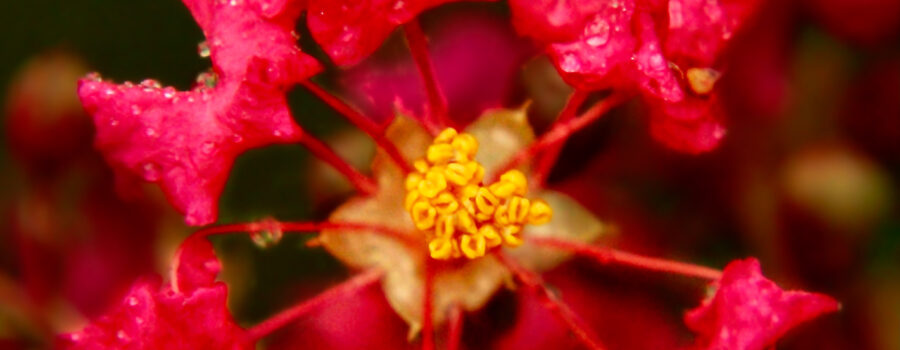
top-left (446, 304), bottom-right (463, 350)
top-left (300, 80), bottom-right (413, 174)
top-left (298, 134), bottom-right (377, 195)
top-left (495, 253), bottom-right (606, 350)
top-left (527, 237), bottom-right (723, 280)
top-left (532, 91), bottom-right (589, 187)
top-left (191, 219), bottom-right (419, 247)
top-left (404, 19), bottom-right (451, 134)
top-left (494, 91), bottom-right (631, 181)
top-left (246, 269), bottom-right (383, 340)
top-left (422, 258), bottom-right (436, 350)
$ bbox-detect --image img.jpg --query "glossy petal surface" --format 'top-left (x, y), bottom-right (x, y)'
top-left (685, 258), bottom-right (840, 350)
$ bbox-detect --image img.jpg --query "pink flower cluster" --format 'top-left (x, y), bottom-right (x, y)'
top-left (65, 0), bottom-right (840, 349)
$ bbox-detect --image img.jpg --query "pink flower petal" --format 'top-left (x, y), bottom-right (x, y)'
top-left (665, 0), bottom-right (762, 67)
top-left (60, 236), bottom-right (249, 349)
top-left (79, 0), bottom-right (322, 226)
top-left (647, 94), bottom-right (726, 154)
top-left (685, 258), bottom-right (840, 350)
top-left (307, 0), bottom-right (493, 67)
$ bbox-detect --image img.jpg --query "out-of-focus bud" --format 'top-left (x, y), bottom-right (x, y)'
top-left (782, 144), bottom-right (894, 235)
top-left (4, 51), bottom-right (91, 176)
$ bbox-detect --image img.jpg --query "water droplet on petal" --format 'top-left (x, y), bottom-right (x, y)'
top-left (86, 72), bottom-right (102, 82)
top-left (128, 296), bottom-right (138, 306)
top-left (142, 162), bottom-right (161, 181)
top-left (393, 0), bottom-right (405, 10)
top-left (109, 119), bottom-right (119, 127)
top-left (145, 128), bottom-right (157, 137)
top-left (131, 105), bottom-right (142, 116)
top-left (201, 141), bottom-right (215, 154)
top-left (585, 18), bottom-right (610, 47)
top-left (233, 134), bottom-right (244, 143)
top-left (163, 88), bottom-right (176, 99)
top-left (104, 88), bottom-right (116, 97)
top-left (117, 331), bottom-right (129, 341)
top-left (273, 130), bottom-right (283, 137)
top-left (560, 53), bottom-right (581, 73)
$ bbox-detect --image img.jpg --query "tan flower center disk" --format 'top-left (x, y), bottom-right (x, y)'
top-left (404, 128), bottom-right (552, 260)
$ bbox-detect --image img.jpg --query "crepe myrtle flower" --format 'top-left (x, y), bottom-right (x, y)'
top-left (67, 0), bottom-right (839, 349)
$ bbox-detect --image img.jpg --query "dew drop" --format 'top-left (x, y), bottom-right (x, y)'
top-left (145, 128), bottom-right (157, 137)
top-left (585, 18), bottom-right (610, 47)
top-left (123, 81), bottom-right (134, 88)
top-left (104, 88), bottom-right (116, 97)
top-left (197, 41), bottom-right (211, 58)
top-left (340, 26), bottom-right (354, 42)
top-left (136, 317), bottom-right (144, 325)
top-left (142, 162), bottom-right (161, 181)
top-left (128, 296), bottom-right (138, 306)
top-left (201, 141), bottom-right (215, 154)
top-left (233, 134), bottom-right (244, 143)
top-left (131, 105), bottom-right (142, 116)
top-left (559, 53), bottom-right (580, 72)
top-left (117, 331), bottom-right (129, 341)
top-left (393, 0), bottom-right (405, 10)
top-left (273, 130), bottom-right (283, 137)
top-left (86, 72), bottom-right (102, 82)
top-left (163, 87), bottom-right (176, 99)
top-left (109, 119), bottom-right (119, 127)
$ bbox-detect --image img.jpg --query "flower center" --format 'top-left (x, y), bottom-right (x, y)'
top-left (404, 128), bottom-right (552, 260)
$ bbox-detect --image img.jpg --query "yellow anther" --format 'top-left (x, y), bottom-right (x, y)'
top-left (451, 133), bottom-right (478, 159)
top-left (488, 181), bottom-right (518, 199)
top-left (417, 169), bottom-right (447, 198)
top-left (470, 164), bottom-right (485, 185)
top-left (528, 199), bottom-right (553, 225)
top-left (459, 184), bottom-right (479, 215)
top-left (405, 128), bottom-right (553, 260)
top-left (479, 224), bottom-right (502, 248)
top-left (434, 128), bottom-right (458, 144)
top-left (411, 201), bottom-right (436, 230)
top-left (499, 169), bottom-right (528, 196)
top-left (404, 190), bottom-right (421, 211)
top-left (507, 196), bottom-right (530, 224)
top-left (429, 236), bottom-right (454, 260)
top-left (494, 202), bottom-right (510, 226)
top-left (405, 173), bottom-right (423, 191)
top-left (444, 162), bottom-right (478, 186)
top-left (456, 209), bottom-right (478, 234)
top-left (475, 187), bottom-right (499, 215)
top-left (435, 215), bottom-right (455, 238)
top-left (414, 159), bottom-right (429, 174)
top-left (501, 225), bottom-right (523, 247)
top-left (426, 144), bottom-right (455, 164)
top-left (431, 192), bottom-right (459, 215)
top-left (460, 233), bottom-right (486, 259)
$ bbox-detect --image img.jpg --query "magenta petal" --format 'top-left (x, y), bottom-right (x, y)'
top-left (664, 0), bottom-right (761, 67)
top-left (182, 0), bottom-right (320, 86)
top-left (307, 0), bottom-right (493, 67)
top-left (59, 280), bottom-right (250, 350)
top-left (685, 258), bottom-right (840, 350)
top-left (171, 235), bottom-right (221, 294)
top-left (648, 95), bottom-right (726, 154)
top-left (79, 0), bottom-right (321, 226)
top-left (541, 0), bottom-right (639, 91)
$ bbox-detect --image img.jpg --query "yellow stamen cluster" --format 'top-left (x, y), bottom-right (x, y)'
top-left (404, 128), bottom-right (553, 260)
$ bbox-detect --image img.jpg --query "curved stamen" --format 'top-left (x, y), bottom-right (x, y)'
top-left (495, 253), bottom-right (606, 350)
top-left (300, 80), bottom-right (414, 174)
top-left (532, 91), bottom-right (589, 187)
top-left (246, 269), bottom-right (383, 341)
top-left (404, 19), bottom-right (451, 135)
top-left (494, 91), bottom-right (632, 182)
top-left (298, 133), bottom-right (377, 195)
top-left (527, 237), bottom-right (723, 280)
